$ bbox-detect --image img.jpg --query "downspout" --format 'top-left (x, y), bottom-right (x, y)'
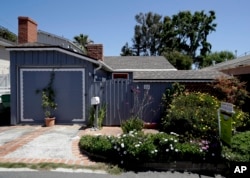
top-left (93, 61), bottom-right (102, 82)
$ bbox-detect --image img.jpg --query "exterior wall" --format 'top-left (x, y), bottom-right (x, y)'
top-left (10, 49), bottom-right (106, 125)
top-left (0, 46), bottom-right (10, 61)
top-left (221, 66), bottom-right (250, 75)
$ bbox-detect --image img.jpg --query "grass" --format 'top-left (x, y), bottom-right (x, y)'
top-left (0, 162), bottom-right (123, 174)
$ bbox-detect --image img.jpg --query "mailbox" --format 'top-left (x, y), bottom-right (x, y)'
top-left (91, 96), bottom-right (100, 105)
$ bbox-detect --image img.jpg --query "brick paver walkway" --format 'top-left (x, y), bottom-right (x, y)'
top-left (0, 125), bottom-right (102, 166)
top-left (0, 125), bottom-right (157, 167)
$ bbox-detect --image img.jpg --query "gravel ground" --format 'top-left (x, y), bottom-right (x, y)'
top-left (0, 126), bottom-right (37, 146)
top-left (5, 126), bottom-right (80, 159)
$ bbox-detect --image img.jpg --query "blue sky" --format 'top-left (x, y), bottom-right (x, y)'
top-left (1, 0), bottom-right (250, 57)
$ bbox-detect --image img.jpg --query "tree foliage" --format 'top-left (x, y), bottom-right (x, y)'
top-left (121, 11), bottom-right (217, 69)
top-left (201, 51), bottom-right (235, 68)
top-left (0, 26), bottom-right (17, 42)
top-left (162, 51), bottom-right (193, 69)
top-left (73, 34), bottom-right (93, 54)
top-left (212, 76), bottom-right (249, 108)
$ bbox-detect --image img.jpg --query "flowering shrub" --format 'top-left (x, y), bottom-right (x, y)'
top-left (162, 92), bottom-right (220, 139)
top-left (79, 132), bottom-right (210, 165)
top-left (212, 76), bottom-right (249, 108)
top-left (232, 109), bottom-right (250, 131)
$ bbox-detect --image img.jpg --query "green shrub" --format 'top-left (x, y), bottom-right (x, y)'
top-left (162, 92), bottom-right (220, 139)
top-left (88, 104), bottom-right (106, 128)
top-left (98, 104), bottom-right (106, 128)
top-left (79, 135), bottom-right (113, 156)
top-left (79, 132), bottom-right (208, 164)
top-left (87, 106), bottom-right (95, 127)
top-left (121, 117), bottom-right (144, 133)
top-left (222, 131), bottom-right (250, 162)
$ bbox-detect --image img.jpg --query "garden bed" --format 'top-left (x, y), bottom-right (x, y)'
top-left (81, 148), bottom-right (226, 174)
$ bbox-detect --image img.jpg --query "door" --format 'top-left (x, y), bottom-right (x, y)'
top-left (20, 68), bottom-right (85, 124)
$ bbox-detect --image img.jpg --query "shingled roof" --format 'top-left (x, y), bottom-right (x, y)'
top-left (103, 56), bottom-right (176, 71)
top-left (133, 70), bottom-right (227, 82)
top-left (202, 54), bottom-right (250, 71)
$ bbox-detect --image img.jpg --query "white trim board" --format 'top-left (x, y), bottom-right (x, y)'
top-left (20, 68), bottom-right (85, 122)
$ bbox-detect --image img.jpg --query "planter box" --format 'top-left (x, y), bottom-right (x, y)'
top-left (144, 122), bottom-right (158, 129)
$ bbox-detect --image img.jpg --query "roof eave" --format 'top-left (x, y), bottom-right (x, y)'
top-left (5, 45), bottom-right (100, 65)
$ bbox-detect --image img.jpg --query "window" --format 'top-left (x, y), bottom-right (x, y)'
top-left (112, 73), bottom-right (129, 79)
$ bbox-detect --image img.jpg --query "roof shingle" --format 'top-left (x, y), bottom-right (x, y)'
top-left (103, 56), bottom-right (176, 70)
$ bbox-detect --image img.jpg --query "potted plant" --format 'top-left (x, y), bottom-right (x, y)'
top-left (37, 72), bottom-right (57, 127)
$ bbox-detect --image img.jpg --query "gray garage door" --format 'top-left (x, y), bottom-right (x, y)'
top-left (20, 68), bottom-right (85, 124)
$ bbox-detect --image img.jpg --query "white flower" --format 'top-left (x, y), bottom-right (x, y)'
top-left (200, 149), bottom-right (203, 152)
top-left (170, 144), bottom-right (172, 147)
top-left (166, 149), bottom-right (169, 152)
top-left (174, 140), bottom-right (177, 143)
top-left (135, 144), bottom-right (140, 147)
top-left (164, 139), bottom-right (168, 142)
top-left (155, 149), bottom-right (158, 153)
top-left (175, 149), bottom-right (178, 152)
top-left (121, 160), bottom-right (123, 164)
top-left (170, 147), bottom-right (174, 150)
top-left (117, 148), bottom-right (120, 151)
top-left (123, 134), bottom-right (126, 137)
top-left (121, 143), bottom-right (124, 148)
top-left (114, 146), bottom-right (117, 149)
top-left (170, 132), bottom-right (179, 136)
top-left (151, 151), bottom-right (154, 154)
top-left (123, 151), bottom-right (127, 155)
top-left (170, 137), bottom-right (173, 140)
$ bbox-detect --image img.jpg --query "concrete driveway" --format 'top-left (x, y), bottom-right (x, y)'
top-left (0, 125), bottom-right (95, 166)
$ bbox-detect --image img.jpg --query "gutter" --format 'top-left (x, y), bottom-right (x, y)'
top-left (93, 61), bottom-right (103, 82)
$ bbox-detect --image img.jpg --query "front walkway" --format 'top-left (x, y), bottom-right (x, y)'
top-left (0, 125), bottom-right (158, 167)
top-left (0, 125), bottom-right (121, 166)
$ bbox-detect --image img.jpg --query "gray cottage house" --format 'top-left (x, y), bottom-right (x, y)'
top-left (6, 16), bottom-right (226, 126)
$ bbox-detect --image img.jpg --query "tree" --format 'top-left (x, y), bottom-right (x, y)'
top-left (163, 51), bottom-right (192, 70)
top-left (171, 10), bottom-right (217, 62)
top-left (201, 51), bottom-right (235, 68)
top-left (73, 34), bottom-right (93, 54)
top-left (132, 12), bottom-right (163, 56)
top-left (0, 26), bottom-right (17, 42)
top-left (121, 11), bottom-right (217, 69)
top-left (120, 42), bottom-right (134, 56)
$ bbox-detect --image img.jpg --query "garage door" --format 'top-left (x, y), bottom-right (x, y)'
top-left (20, 68), bottom-right (85, 124)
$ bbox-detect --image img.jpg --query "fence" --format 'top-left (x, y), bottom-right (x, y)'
top-left (0, 73), bottom-right (10, 96)
top-left (90, 79), bottom-right (171, 126)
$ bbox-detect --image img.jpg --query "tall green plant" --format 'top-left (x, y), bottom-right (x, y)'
top-left (88, 104), bottom-right (106, 128)
top-left (36, 71), bottom-right (57, 118)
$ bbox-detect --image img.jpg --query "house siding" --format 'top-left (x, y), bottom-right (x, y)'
top-left (10, 49), bottom-right (106, 125)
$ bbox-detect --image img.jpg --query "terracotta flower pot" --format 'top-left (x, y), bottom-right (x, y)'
top-left (144, 122), bottom-right (158, 129)
top-left (45, 117), bottom-right (55, 127)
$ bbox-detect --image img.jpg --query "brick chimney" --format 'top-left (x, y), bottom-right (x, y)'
top-left (18, 16), bottom-right (37, 44)
top-left (86, 44), bottom-right (103, 61)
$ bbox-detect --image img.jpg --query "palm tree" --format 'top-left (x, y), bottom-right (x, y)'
top-left (73, 34), bottom-right (93, 54)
